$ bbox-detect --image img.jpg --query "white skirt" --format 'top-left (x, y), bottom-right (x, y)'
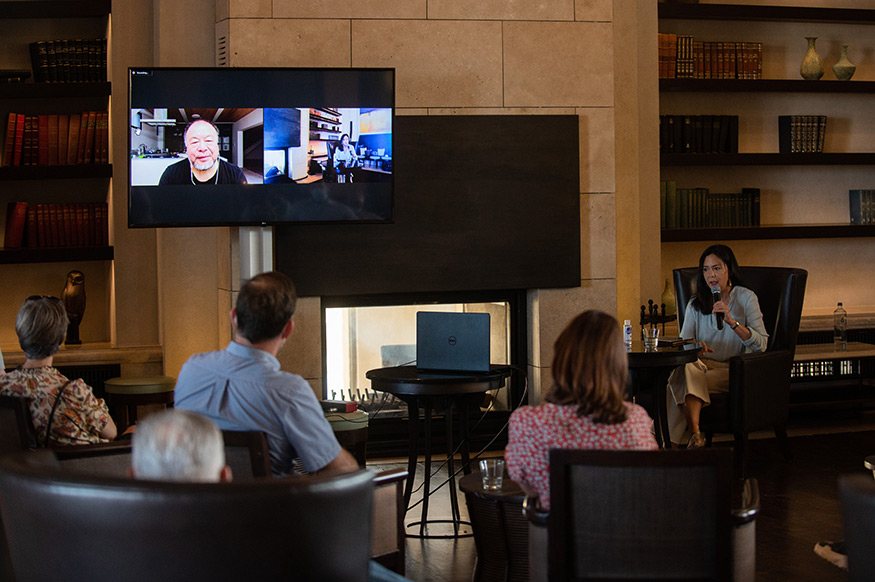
top-left (665, 358), bottom-right (730, 445)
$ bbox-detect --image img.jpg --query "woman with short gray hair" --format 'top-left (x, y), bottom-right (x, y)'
top-left (0, 296), bottom-right (116, 445)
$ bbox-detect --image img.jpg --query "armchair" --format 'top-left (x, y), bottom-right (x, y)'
top-left (840, 473), bottom-right (875, 582)
top-left (526, 448), bottom-right (758, 581)
top-left (673, 266), bottom-right (807, 475)
top-left (0, 451), bottom-right (375, 582)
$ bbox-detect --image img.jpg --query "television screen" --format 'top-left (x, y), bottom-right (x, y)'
top-left (128, 67), bottom-right (394, 227)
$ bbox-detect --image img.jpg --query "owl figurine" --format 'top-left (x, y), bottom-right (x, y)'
top-left (61, 270), bottom-right (86, 345)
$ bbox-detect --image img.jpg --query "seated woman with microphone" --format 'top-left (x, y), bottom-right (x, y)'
top-left (667, 244), bottom-right (768, 448)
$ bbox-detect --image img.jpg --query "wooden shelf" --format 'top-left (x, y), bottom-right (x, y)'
top-left (0, 165), bottom-right (112, 181)
top-left (658, 3), bottom-right (875, 25)
top-left (662, 225), bottom-right (875, 242)
top-left (660, 79), bottom-right (875, 93)
top-left (0, 82), bottom-right (110, 99)
top-left (661, 153), bottom-right (875, 167)
top-left (0, 0), bottom-right (110, 18)
top-left (0, 246), bottom-right (113, 264)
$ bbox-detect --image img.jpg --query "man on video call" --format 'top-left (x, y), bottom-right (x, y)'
top-left (158, 119), bottom-right (247, 185)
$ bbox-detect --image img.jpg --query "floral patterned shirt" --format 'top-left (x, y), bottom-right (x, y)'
top-left (0, 367), bottom-right (112, 445)
top-left (505, 401), bottom-right (658, 510)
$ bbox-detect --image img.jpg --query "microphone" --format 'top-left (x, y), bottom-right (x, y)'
top-left (711, 285), bottom-right (724, 330)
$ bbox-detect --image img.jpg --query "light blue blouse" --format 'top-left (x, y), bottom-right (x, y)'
top-left (679, 285), bottom-right (768, 362)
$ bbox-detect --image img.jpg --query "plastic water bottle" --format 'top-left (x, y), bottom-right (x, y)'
top-left (623, 320), bottom-right (633, 345)
top-left (834, 302), bottom-right (847, 351)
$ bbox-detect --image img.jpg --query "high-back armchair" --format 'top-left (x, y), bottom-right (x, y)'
top-left (673, 266), bottom-right (808, 474)
top-left (525, 448), bottom-right (759, 581)
top-left (0, 451), bottom-right (375, 582)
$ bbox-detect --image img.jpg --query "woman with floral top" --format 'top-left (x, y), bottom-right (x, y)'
top-left (0, 296), bottom-right (116, 445)
top-left (505, 310), bottom-right (657, 510)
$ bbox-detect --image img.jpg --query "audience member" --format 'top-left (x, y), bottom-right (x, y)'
top-left (131, 409), bottom-right (409, 582)
top-left (0, 295), bottom-right (116, 445)
top-left (505, 309), bottom-right (657, 510)
top-left (174, 271), bottom-right (358, 476)
top-left (666, 244), bottom-right (768, 448)
top-left (131, 408), bottom-right (230, 482)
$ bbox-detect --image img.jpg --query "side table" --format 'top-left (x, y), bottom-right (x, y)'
top-left (366, 365), bottom-right (510, 538)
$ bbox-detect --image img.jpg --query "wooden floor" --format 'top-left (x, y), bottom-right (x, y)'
top-left (371, 409), bottom-right (875, 581)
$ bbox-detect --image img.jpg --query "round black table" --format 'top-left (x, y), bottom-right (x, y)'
top-left (366, 365), bottom-right (510, 538)
top-left (626, 341), bottom-right (700, 448)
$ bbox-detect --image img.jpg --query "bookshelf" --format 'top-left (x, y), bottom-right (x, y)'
top-left (0, 0), bottom-right (112, 256)
top-left (658, 3), bottom-right (875, 243)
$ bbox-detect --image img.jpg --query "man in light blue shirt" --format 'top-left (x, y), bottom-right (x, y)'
top-left (174, 271), bottom-right (357, 476)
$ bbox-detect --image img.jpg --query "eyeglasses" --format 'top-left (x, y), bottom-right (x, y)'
top-left (26, 295), bottom-right (62, 304)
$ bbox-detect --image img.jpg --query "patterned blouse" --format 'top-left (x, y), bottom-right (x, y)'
top-left (505, 401), bottom-right (658, 510)
top-left (0, 367), bottom-right (112, 445)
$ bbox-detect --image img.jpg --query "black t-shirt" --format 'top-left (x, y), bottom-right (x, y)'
top-left (158, 158), bottom-right (247, 185)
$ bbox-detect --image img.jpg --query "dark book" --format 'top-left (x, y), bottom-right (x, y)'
top-left (743, 187), bottom-right (761, 227)
top-left (682, 116), bottom-right (692, 153)
top-left (2, 112), bottom-right (15, 166)
top-left (694, 115), bottom-right (703, 153)
top-left (29, 41), bottom-right (48, 82)
top-left (13, 114), bottom-right (24, 166)
top-left (778, 116), bottom-right (793, 154)
top-left (4, 202), bottom-right (27, 248)
top-left (850, 189), bottom-right (865, 225)
top-left (45, 40), bottom-right (58, 83)
top-left (671, 115), bottom-right (681, 153)
top-left (718, 115), bottom-right (730, 153)
top-left (47, 114), bottom-right (59, 166)
top-left (83, 111), bottom-right (97, 164)
top-left (702, 115), bottom-right (713, 153)
top-left (728, 115), bottom-right (739, 154)
top-left (817, 115), bottom-right (827, 153)
top-left (37, 114), bottom-right (49, 165)
top-left (36, 204), bottom-right (47, 247)
top-left (58, 114), bottom-right (69, 165)
top-left (67, 113), bottom-right (81, 165)
top-left (660, 181), bottom-right (666, 228)
top-left (665, 181), bottom-right (677, 229)
top-left (25, 205), bottom-right (38, 248)
top-left (76, 112), bottom-right (88, 164)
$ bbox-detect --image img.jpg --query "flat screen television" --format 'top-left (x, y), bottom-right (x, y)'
top-left (128, 67), bottom-right (394, 227)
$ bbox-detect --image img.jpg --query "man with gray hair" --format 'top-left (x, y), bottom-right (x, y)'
top-left (131, 409), bottom-right (231, 482)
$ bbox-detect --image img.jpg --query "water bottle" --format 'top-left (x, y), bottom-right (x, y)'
top-left (623, 320), bottom-right (632, 345)
top-left (834, 302), bottom-right (847, 351)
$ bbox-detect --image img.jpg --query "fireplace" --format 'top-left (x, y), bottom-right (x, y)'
top-left (321, 289), bottom-right (527, 458)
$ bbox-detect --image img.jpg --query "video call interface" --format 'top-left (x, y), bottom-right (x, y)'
top-left (128, 68), bottom-right (394, 227)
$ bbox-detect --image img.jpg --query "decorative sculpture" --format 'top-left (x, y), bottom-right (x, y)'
top-left (61, 270), bottom-right (86, 345)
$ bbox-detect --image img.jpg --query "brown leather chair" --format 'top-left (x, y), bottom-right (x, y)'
top-left (220, 430), bottom-right (271, 479)
top-left (526, 449), bottom-right (759, 582)
top-left (840, 473), bottom-right (875, 582)
top-left (673, 266), bottom-right (808, 475)
top-left (0, 451), bottom-right (374, 582)
top-left (0, 396), bottom-right (36, 455)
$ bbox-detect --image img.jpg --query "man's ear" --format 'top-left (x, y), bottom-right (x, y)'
top-left (281, 318), bottom-right (294, 340)
top-left (220, 465), bottom-right (233, 483)
top-left (230, 308), bottom-right (238, 329)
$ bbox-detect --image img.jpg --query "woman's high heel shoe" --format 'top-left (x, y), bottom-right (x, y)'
top-left (687, 431), bottom-right (705, 449)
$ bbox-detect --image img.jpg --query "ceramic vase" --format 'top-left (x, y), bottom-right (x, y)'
top-left (661, 278), bottom-right (677, 316)
top-left (800, 37), bottom-right (824, 81)
top-left (833, 45), bottom-right (856, 81)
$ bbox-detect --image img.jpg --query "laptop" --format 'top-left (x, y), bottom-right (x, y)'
top-left (416, 311), bottom-right (491, 374)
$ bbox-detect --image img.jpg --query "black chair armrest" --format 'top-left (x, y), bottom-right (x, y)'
top-left (728, 349), bottom-right (794, 431)
top-left (523, 494), bottom-right (548, 527)
top-left (732, 478), bottom-right (759, 526)
top-left (373, 468), bottom-right (407, 487)
top-left (51, 440), bottom-right (133, 460)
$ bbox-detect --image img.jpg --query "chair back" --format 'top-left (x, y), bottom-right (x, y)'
top-left (0, 451), bottom-right (374, 582)
top-left (0, 397), bottom-right (36, 455)
top-left (53, 441), bottom-right (133, 477)
top-left (673, 266), bottom-right (808, 354)
top-left (221, 430), bottom-right (271, 479)
top-left (840, 473), bottom-right (875, 582)
top-left (548, 448), bottom-right (733, 581)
